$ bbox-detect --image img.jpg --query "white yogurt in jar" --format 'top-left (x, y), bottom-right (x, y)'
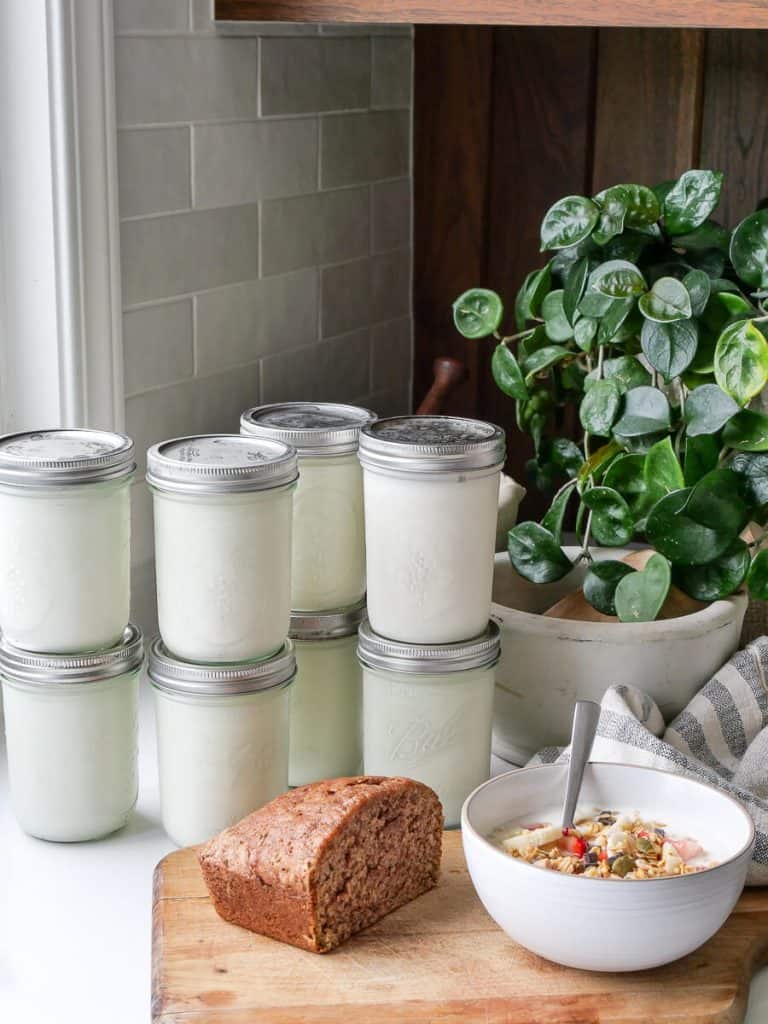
top-left (147, 435), bottom-right (298, 663)
top-left (0, 625), bottom-right (142, 841)
top-left (0, 429), bottom-right (134, 652)
top-left (149, 637), bottom-right (295, 847)
top-left (241, 403), bottom-right (375, 611)
top-left (358, 416), bottom-right (505, 644)
top-left (288, 601), bottom-right (365, 787)
top-left (358, 619), bottom-right (500, 828)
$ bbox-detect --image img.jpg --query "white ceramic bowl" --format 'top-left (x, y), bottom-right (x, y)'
top-left (461, 762), bottom-right (754, 972)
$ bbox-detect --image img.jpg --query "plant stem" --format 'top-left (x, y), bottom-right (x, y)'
top-left (718, 447), bottom-right (733, 468)
top-left (499, 327), bottom-right (536, 346)
top-left (596, 345), bottom-right (605, 380)
top-left (580, 510), bottom-right (594, 563)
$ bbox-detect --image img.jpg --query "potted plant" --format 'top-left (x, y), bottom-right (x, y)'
top-left (454, 170), bottom-right (768, 761)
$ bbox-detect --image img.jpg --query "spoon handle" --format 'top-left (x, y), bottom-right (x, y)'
top-left (561, 700), bottom-right (601, 831)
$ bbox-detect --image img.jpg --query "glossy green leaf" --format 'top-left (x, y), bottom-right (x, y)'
top-left (592, 260), bottom-right (647, 299)
top-left (574, 316), bottom-right (598, 351)
top-left (684, 434), bottom-right (720, 487)
top-left (675, 538), bottom-right (751, 601)
top-left (549, 438), bottom-right (584, 478)
top-left (688, 248), bottom-right (726, 279)
top-left (541, 289), bottom-right (574, 342)
top-left (685, 468), bottom-right (748, 536)
top-left (638, 276), bottom-right (692, 323)
top-left (730, 208), bottom-right (768, 288)
top-left (540, 195), bottom-right (600, 251)
top-left (453, 288), bottom-right (503, 339)
top-left (541, 482), bottom-right (576, 544)
top-left (583, 560), bottom-right (636, 616)
top-left (563, 257), bottom-right (589, 325)
top-left (577, 440), bottom-right (621, 487)
top-left (684, 383), bottom-right (739, 436)
top-left (683, 269), bottom-right (711, 317)
top-left (747, 549), bottom-right (768, 600)
top-left (602, 228), bottom-right (650, 263)
top-left (514, 265), bottom-right (552, 331)
top-left (581, 486), bottom-right (634, 546)
top-left (491, 344), bottom-right (529, 401)
top-left (714, 319), bottom-right (768, 406)
top-left (578, 289), bottom-right (615, 318)
top-left (612, 386), bottom-right (670, 437)
top-left (646, 488), bottom-right (733, 566)
top-left (517, 324), bottom-right (549, 363)
top-left (614, 184), bottom-right (661, 227)
top-left (597, 297), bottom-right (635, 346)
top-left (652, 180), bottom-right (676, 207)
top-left (580, 379), bottom-right (621, 436)
top-left (673, 220), bottom-right (730, 253)
top-left (507, 522), bottom-right (572, 583)
top-left (730, 451), bottom-right (768, 507)
top-left (592, 186), bottom-right (628, 246)
top-left (523, 344), bottom-right (571, 384)
top-left (600, 355), bottom-right (652, 393)
top-left (614, 553), bottom-right (671, 622)
top-left (663, 170), bottom-right (724, 235)
top-left (644, 437), bottom-right (685, 503)
top-left (722, 409), bottom-right (768, 452)
top-left (640, 318), bottom-right (698, 382)
top-left (603, 453), bottom-right (648, 513)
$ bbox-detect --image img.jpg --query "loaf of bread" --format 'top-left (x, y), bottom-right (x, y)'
top-left (198, 776), bottom-right (443, 953)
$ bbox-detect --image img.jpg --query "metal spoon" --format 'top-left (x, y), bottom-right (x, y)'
top-left (561, 700), bottom-right (601, 831)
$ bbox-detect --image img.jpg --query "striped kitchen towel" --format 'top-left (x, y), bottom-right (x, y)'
top-left (529, 638), bottom-right (768, 885)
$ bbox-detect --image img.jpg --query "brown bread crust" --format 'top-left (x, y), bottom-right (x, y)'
top-left (198, 776), bottom-right (443, 953)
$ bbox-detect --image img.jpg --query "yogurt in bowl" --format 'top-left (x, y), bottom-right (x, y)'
top-left (461, 762), bottom-right (754, 972)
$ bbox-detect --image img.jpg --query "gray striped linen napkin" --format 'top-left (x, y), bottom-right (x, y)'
top-left (528, 638), bottom-right (768, 885)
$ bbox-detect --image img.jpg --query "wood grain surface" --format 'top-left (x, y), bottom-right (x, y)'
top-left (153, 830), bottom-right (768, 1024)
top-left (215, 0), bottom-right (768, 29)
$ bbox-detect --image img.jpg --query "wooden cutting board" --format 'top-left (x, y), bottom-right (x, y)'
top-left (152, 830), bottom-right (768, 1024)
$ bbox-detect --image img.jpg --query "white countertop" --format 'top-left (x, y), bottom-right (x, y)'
top-left (1, 684), bottom-right (768, 1023)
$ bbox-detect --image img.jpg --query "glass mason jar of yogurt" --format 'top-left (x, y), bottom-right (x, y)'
top-left (358, 619), bottom-right (500, 828)
top-left (288, 600), bottom-right (365, 787)
top-left (240, 403), bottom-right (376, 611)
top-left (149, 638), bottom-right (296, 847)
top-left (0, 428), bottom-right (134, 652)
top-left (358, 416), bottom-right (505, 644)
top-left (0, 625), bottom-right (143, 841)
top-left (147, 434), bottom-right (298, 663)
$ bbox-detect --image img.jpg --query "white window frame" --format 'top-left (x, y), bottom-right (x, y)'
top-left (0, 0), bottom-right (123, 435)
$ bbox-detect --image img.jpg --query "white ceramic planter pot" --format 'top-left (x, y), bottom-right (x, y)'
top-left (491, 548), bottom-right (748, 764)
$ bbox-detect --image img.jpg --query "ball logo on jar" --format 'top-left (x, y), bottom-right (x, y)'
top-left (386, 704), bottom-right (468, 765)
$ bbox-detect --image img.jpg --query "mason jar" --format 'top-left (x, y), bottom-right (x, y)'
top-left (358, 416), bottom-right (505, 644)
top-left (147, 434), bottom-right (298, 663)
top-left (288, 600), bottom-right (365, 787)
top-left (0, 625), bottom-right (143, 841)
top-left (0, 429), bottom-right (134, 653)
top-left (240, 403), bottom-right (375, 611)
top-left (358, 619), bottom-right (500, 828)
top-left (149, 638), bottom-right (295, 847)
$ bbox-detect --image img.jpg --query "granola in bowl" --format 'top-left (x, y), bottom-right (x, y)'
top-left (493, 809), bottom-right (717, 879)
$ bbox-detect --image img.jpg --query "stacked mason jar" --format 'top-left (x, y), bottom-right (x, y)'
top-left (356, 416), bottom-right (504, 828)
top-left (0, 430), bottom-right (143, 842)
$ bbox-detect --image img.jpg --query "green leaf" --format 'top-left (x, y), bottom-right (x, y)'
top-left (453, 288), bottom-right (503, 339)
top-left (522, 344), bottom-right (570, 384)
top-left (722, 409), bottom-right (768, 452)
top-left (638, 277), bottom-right (693, 323)
top-left (747, 549), bottom-right (768, 600)
top-left (514, 265), bottom-right (552, 331)
top-left (663, 170), bottom-right (724, 235)
top-left (491, 344), bottom-right (529, 401)
top-left (612, 386), bottom-right (670, 437)
top-left (646, 488), bottom-right (733, 566)
top-left (614, 554), bottom-right (671, 622)
top-left (600, 355), bottom-right (651, 393)
top-left (563, 258), bottom-right (589, 325)
top-left (675, 538), bottom-right (751, 601)
top-left (684, 434), bottom-right (720, 487)
top-left (592, 260), bottom-right (647, 298)
top-left (540, 196), bottom-right (600, 251)
top-left (541, 289), bottom-right (574, 342)
top-left (603, 453), bottom-right (648, 512)
top-left (673, 220), bottom-right (730, 253)
top-left (549, 438), bottom-right (584, 478)
top-left (577, 439), bottom-right (621, 487)
top-left (640, 318), bottom-right (698, 382)
top-left (581, 486), bottom-right (634, 546)
top-left (683, 269), bottom-right (711, 317)
top-left (685, 468), bottom-right (748, 536)
top-left (598, 297), bottom-right (635, 346)
top-left (592, 186), bottom-right (628, 246)
top-left (507, 522), bottom-right (572, 583)
top-left (688, 249), bottom-right (726, 280)
top-left (644, 437), bottom-right (684, 504)
top-left (714, 319), bottom-right (768, 406)
top-left (518, 324), bottom-right (549, 363)
top-left (580, 379), bottom-right (621, 436)
top-left (578, 289), bottom-right (615, 318)
top-left (652, 180), bottom-right (676, 207)
top-left (602, 228), bottom-right (650, 263)
top-left (730, 208), bottom-right (768, 288)
top-left (541, 482), bottom-right (576, 543)
top-left (574, 316), bottom-right (598, 351)
top-left (583, 560), bottom-right (636, 616)
top-left (614, 184), bottom-right (661, 227)
top-left (730, 451), bottom-right (768, 506)
top-left (684, 384), bottom-right (739, 436)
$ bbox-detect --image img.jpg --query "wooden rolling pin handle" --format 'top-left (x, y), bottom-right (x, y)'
top-left (416, 357), bottom-right (466, 415)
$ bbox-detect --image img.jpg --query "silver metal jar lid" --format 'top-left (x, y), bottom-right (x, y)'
top-left (146, 434), bottom-right (298, 494)
top-left (148, 637), bottom-right (296, 695)
top-left (0, 624), bottom-right (144, 685)
top-left (290, 599), bottom-right (367, 641)
top-left (240, 403), bottom-right (377, 457)
top-left (0, 429), bottom-right (135, 487)
top-left (358, 415), bottom-right (506, 474)
top-left (357, 619), bottom-right (501, 674)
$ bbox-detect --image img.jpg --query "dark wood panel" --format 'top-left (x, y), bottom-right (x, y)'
top-left (215, 0), bottom-right (768, 29)
top-left (412, 26), bottom-right (494, 416)
top-left (482, 27), bottom-right (597, 520)
top-left (592, 29), bottom-right (704, 190)
top-left (699, 30), bottom-right (768, 226)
